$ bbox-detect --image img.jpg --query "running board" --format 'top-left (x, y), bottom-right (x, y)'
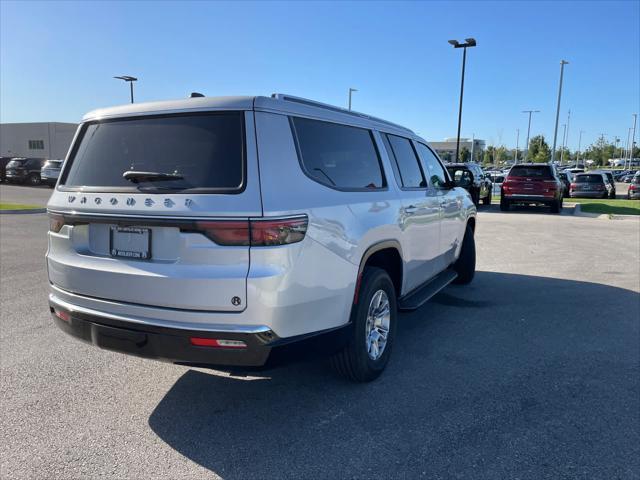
top-left (398, 269), bottom-right (458, 311)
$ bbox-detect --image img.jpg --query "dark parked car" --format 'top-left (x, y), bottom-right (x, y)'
top-left (500, 163), bottom-right (564, 213)
top-left (593, 170), bottom-right (616, 198)
top-left (627, 174), bottom-right (640, 200)
top-left (40, 159), bottom-right (64, 187)
top-left (5, 157), bottom-right (45, 185)
top-left (446, 162), bottom-right (492, 206)
top-left (558, 170), bottom-right (574, 197)
top-left (0, 157), bottom-right (13, 182)
top-left (569, 173), bottom-right (612, 199)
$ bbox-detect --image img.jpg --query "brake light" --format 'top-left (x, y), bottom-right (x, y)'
top-left (189, 216), bottom-right (308, 247)
top-left (630, 185), bottom-right (636, 191)
top-left (193, 220), bottom-right (250, 246)
top-left (49, 213), bottom-right (65, 233)
top-left (570, 183), bottom-right (577, 189)
top-left (189, 337), bottom-right (247, 349)
top-left (251, 217), bottom-right (308, 246)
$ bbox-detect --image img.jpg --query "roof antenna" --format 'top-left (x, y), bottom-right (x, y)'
top-left (190, 92), bottom-right (204, 98)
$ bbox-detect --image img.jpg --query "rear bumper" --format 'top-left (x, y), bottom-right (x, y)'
top-left (569, 191), bottom-right (606, 198)
top-left (49, 293), bottom-right (348, 368)
top-left (503, 194), bottom-right (555, 204)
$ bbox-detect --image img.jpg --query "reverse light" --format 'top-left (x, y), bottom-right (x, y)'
top-left (189, 338), bottom-right (247, 349)
top-left (49, 213), bottom-right (65, 233)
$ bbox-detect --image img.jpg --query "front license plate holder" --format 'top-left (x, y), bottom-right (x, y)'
top-left (110, 226), bottom-right (151, 260)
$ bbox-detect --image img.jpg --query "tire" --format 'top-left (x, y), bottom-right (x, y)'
top-left (500, 196), bottom-right (510, 211)
top-left (550, 199), bottom-right (560, 213)
top-left (330, 267), bottom-right (397, 382)
top-left (452, 224), bottom-right (476, 285)
top-left (27, 173), bottom-right (41, 186)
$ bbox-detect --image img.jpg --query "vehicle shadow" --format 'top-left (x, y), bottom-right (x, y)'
top-left (148, 271), bottom-right (639, 479)
top-left (480, 203), bottom-right (576, 216)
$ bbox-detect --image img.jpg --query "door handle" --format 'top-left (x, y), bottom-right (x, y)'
top-left (404, 205), bottom-right (418, 214)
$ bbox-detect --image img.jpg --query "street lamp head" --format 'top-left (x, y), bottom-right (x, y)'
top-left (560, 60), bottom-right (569, 65)
top-left (464, 38), bottom-right (477, 47)
top-left (114, 75), bottom-right (137, 82)
top-left (448, 39), bottom-right (460, 47)
top-left (349, 87), bottom-right (358, 93)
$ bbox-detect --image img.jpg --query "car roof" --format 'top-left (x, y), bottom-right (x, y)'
top-left (82, 93), bottom-right (417, 139)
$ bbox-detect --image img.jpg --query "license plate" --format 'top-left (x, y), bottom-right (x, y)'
top-left (110, 226), bottom-right (151, 260)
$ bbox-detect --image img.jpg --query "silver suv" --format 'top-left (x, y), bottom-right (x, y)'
top-left (46, 94), bottom-right (477, 382)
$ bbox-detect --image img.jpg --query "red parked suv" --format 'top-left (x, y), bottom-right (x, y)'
top-left (500, 164), bottom-right (564, 213)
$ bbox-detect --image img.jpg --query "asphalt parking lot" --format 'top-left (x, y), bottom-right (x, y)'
top-left (1, 186), bottom-right (639, 479)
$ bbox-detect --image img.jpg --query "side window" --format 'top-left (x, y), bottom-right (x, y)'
top-left (291, 117), bottom-right (385, 190)
top-left (383, 134), bottom-right (426, 188)
top-left (416, 143), bottom-right (449, 189)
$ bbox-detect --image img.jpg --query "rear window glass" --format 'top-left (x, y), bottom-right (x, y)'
top-left (509, 166), bottom-right (552, 178)
top-left (61, 113), bottom-right (245, 191)
top-left (291, 117), bottom-right (384, 190)
top-left (383, 134), bottom-right (425, 188)
top-left (575, 174), bottom-right (604, 183)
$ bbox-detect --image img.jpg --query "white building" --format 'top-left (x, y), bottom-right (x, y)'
top-left (0, 122), bottom-right (78, 159)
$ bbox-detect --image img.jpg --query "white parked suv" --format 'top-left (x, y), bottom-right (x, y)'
top-left (46, 94), bottom-right (477, 382)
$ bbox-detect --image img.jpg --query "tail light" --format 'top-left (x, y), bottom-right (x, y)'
top-left (49, 213), bottom-right (65, 233)
top-left (596, 184), bottom-right (605, 190)
top-left (630, 185), bottom-right (637, 191)
top-left (187, 216), bottom-right (307, 247)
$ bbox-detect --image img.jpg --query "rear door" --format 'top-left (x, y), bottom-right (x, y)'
top-left (381, 134), bottom-right (441, 289)
top-left (47, 110), bottom-right (261, 312)
top-left (416, 143), bottom-right (464, 268)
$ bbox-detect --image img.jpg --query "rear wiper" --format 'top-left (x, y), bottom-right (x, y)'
top-left (123, 170), bottom-right (184, 183)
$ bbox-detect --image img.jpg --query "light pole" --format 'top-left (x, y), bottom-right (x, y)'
top-left (625, 127), bottom-right (633, 169)
top-left (560, 123), bottom-right (567, 164)
top-left (551, 60), bottom-right (569, 163)
top-left (577, 130), bottom-right (585, 166)
top-left (114, 75), bottom-right (138, 103)
top-left (631, 114), bottom-right (638, 168)
top-left (448, 37), bottom-right (477, 162)
top-left (514, 128), bottom-right (520, 164)
top-left (522, 110), bottom-right (540, 161)
top-left (565, 109), bottom-right (571, 164)
top-left (348, 88), bottom-right (357, 110)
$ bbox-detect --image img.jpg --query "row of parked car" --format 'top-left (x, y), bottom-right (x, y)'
top-left (443, 162), bottom-right (640, 213)
top-left (0, 157), bottom-right (63, 186)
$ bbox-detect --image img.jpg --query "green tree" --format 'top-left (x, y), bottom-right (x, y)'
top-left (527, 135), bottom-right (550, 162)
top-left (459, 146), bottom-right (470, 162)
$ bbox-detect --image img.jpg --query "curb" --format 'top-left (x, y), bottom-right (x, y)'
top-left (0, 208), bottom-right (47, 215)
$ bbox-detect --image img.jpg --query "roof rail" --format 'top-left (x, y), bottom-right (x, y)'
top-left (270, 93), bottom-right (413, 133)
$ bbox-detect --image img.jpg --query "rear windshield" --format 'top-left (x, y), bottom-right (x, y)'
top-left (575, 174), bottom-right (604, 183)
top-left (508, 166), bottom-right (552, 178)
top-left (7, 159), bottom-right (27, 167)
top-left (45, 160), bottom-right (63, 167)
top-left (61, 112), bottom-right (245, 192)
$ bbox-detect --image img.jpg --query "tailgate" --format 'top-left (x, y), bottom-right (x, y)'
top-left (47, 111), bottom-right (262, 312)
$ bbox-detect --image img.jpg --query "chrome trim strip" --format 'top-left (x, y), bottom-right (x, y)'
top-left (47, 209), bottom-right (307, 222)
top-left (48, 292), bottom-right (272, 334)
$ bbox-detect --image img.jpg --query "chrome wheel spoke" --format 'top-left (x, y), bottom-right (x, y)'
top-left (365, 289), bottom-right (391, 361)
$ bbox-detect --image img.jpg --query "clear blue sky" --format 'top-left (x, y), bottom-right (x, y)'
top-left (1, 1), bottom-right (639, 150)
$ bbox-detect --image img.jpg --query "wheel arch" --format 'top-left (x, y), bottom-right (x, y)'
top-left (356, 240), bottom-right (403, 300)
